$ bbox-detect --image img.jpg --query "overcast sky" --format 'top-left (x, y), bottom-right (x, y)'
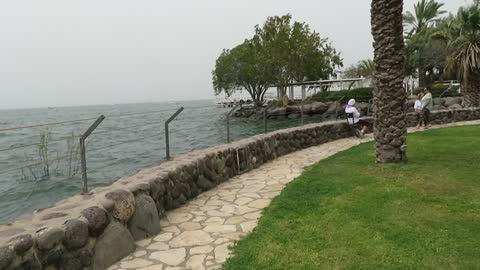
top-left (0, 0), bottom-right (468, 109)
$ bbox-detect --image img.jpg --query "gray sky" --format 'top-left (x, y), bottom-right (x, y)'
top-left (0, 0), bottom-right (467, 109)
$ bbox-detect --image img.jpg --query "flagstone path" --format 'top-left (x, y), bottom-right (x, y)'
top-left (108, 120), bottom-right (480, 270)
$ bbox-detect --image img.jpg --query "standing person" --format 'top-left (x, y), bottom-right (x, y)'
top-left (345, 99), bottom-right (369, 137)
top-left (415, 93), bottom-right (424, 128)
top-left (421, 87), bottom-right (433, 129)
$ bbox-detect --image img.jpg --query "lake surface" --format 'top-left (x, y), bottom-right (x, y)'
top-left (0, 100), bottom-right (319, 224)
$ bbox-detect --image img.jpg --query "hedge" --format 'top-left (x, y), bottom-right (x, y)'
top-left (310, 84), bottom-right (462, 103)
top-left (311, 88), bottom-right (373, 102)
top-left (413, 84), bottom-right (461, 97)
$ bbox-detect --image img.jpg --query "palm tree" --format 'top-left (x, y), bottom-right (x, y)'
top-left (371, 0), bottom-right (407, 163)
top-left (358, 59), bottom-right (376, 78)
top-left (404, 0), bottom-right (446, 86)
top-left (443, 2), bottom-right (480, 107)
top-left (404, 0), bottom-right (446, 35)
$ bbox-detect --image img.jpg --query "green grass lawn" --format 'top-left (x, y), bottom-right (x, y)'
top-left (223, 126), bottom-right (480, 270)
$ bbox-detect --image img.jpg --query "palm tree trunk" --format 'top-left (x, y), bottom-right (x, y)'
top-left (462, 73), bottom-right (480, 107)
top-left (371, 0), bottom-right (407, 163)
top-left (418, 48), bottom-right (427, 87)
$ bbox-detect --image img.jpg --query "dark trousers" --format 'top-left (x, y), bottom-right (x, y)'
top-left (423, 108), bottom-right (431, 126)
top-left (416, 112), bottom-right (424, 126)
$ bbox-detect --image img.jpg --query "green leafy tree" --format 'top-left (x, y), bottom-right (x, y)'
top-left (253, 15), bottom-right (342, 97)
top-left (213, 14), bottom-right (342, 104)
top-left (212, 40), bottom-right (273, 106)
top-left (212, 49), bottom-right (239, 98)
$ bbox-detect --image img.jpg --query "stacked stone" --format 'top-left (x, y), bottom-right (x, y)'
top-left (0, 207), bottom-right (112, 270)
top-left (233, 101), bottom-right (350, 119)
top-left (405, 96), bottom-right (465, 113)
top-left (406, 107), bottom-right (480, 127)
top-left (235, 97), bottom-right (470, 120)
top-left (0, 108), bottom-right (479, 270)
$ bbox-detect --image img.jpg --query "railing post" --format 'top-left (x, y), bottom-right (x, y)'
top-left (335, 101), bottom-right (339, 120)
top-left (263, 109), bottom-right (268, 133)
top-left (80, 137), bottom-right (87, 193)
top-left (335, 96), bottom-right (345, 121)
top-left (165, 107), bottom-right (184, 160)
top-left (227, 105), bottom-right (239, 143)
top-left (301, 102), bottom-right (304, 125)
top-left (80, 115), bottom-right (105, 195)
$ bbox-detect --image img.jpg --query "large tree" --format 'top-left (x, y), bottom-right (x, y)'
top-left (404, 0), bottom-right (446, 86)
top-left (371, 0), bottom-right (408, 163)
top-left (254, 15), bottom-right (342, 97)
top-left (213, 40), bottom-right (273, 106)
top-left (213, 14), bottom-right (342, 105)
top-left (442, 1), bottom-right (480, 107)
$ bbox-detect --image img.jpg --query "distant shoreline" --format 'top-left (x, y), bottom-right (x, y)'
top-left (0, 98), bottom-right (216, 112)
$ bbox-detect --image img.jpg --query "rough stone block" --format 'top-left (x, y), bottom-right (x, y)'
top-left (59, 253), bottom-right (82, 270)
top-left (93, 221), bottom-right (135, 270)
top-left (60, 247), bottom-right (93, 270)
top-left (148, 178), bottom-right (166, 202)
top-left (63, 220), bottom-right (89, 251)
top-left (128, 194), bottom-right (161, 241)
top-left (8, 234), bottom-right (33, 255)
top-left (11, 252), bottom-right (42, 270)
top-left (36, 228), bottom-right (64, 251)
top-left (312, 102), bottom-right (329, 114)
top-left (81, 207), bottom-right (110, 237)
top-left (0, 247), bottom-right (14, 269)
top-left (449, 104), bottom-right (463, 110)
top-left (433, 97), bottom-right (445, 106)
top-left (41, 246), bottom-right (65, 266)
top-left (197, 175), bottom-right (214, 191)
top-left (104, 189), bottom-right (136, 223)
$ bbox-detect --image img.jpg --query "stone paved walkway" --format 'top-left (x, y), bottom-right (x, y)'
top-left (108, 120), bottom-right (480, 270)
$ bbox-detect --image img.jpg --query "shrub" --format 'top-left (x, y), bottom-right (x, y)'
top-left (413, 84), bottom-right (461, 97)
top-left (311, 88), bottom-right (373, 102)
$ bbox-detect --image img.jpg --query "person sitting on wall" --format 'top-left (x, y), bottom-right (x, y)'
top-left (345, 99), bottom-right (369, 137)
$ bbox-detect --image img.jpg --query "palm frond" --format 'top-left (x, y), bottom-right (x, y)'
top-left (444, 2), bottom-right (480, 82)
top-left (404, 0), bottom-right (446, 35)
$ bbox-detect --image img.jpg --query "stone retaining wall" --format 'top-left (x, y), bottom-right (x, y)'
top-left (234, 96), bottom-right (466, 120)
top-left (1, 108), bottom-right (479, 270)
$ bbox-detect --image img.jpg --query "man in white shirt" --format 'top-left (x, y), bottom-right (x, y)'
top-left (345, 99), bottom-right (369, 136)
